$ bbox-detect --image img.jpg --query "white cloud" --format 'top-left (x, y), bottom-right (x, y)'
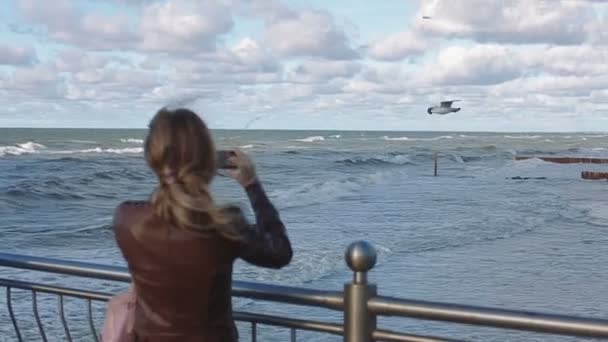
top-left (228, 38), bottom-right (279, 73)
top-left (491, 75), bottom-right (608, 98)
top-left (414, 0), bottom-right (596, 45)
top-left (590, 90), bottom-right (608, 104)
top-left (291, 60), bottom-right (362, 82)
top-left (53, 49), bottom-right (118, 72)
top-left (0, 44), bottom-right (37, 66)
top-left (249, 1), bottom-right (359, 60)
top-left (16, 0), bottom-right (232, 53)
top-left (524, 45), bottom-right (608, 77)
top-left (17, 0), bottom-right (138, 50)
top-left (367, 31), bottom-right (429, 61)
top-left (139, 0), bottom-right (234, 53)
top-left (11, 65), bottom-right (59, 88)
top-left (416, 44), bottom-right (523, 86)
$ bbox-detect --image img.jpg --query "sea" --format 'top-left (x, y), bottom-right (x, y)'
top-left (1, 128), bottom-right (608, 342)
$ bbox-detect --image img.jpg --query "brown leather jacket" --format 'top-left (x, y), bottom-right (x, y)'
top-left (113, 181), bottom-right (292, 341)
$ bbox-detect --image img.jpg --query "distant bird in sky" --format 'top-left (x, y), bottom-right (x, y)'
top-left (427, 100), bottom-right (461, 115)
top-left (422, 15), bottom-right (432, 19)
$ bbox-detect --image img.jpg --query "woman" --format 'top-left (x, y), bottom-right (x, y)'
top-left (112, 107), bottom-right (292, 341)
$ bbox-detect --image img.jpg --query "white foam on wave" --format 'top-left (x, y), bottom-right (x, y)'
top-left (51, 147), bottom-right (144, 155)
top-left (382, 135), bottom-right (453, 141)
top-left (513, 157), bottom-right (550, 165)
top-left (329, 134), bottom-right (341, 139)
top-left (449, 154), bottom-right (465, 163)
top-left (67, 140), bottom-right (97, 144)
top-left (0, 142), bottom-right (46, 157)
top-left (583, 134), bottom-right (608, 138)
top-left (430, 135), bottom-right (453, 140)
top-left (504, 135), bottom-right (542, 139)
top-left (120, 138), bottom-right (144, 144)
top-left (341, 153), bottom-right (412, 166)
top-left (570, 147), bottom-right (608, 157)
top-left (294, 136), bottom-right (325, 142)
top-left (240, 144), bottom-right (254, 149)
top-left (378, 154), bottom-right (411, 165)
top-left (381, 136), bottom-right (410, 141)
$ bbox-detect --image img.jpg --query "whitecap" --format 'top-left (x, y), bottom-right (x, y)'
top-left (339, 154), bottom-right (412, 166)
top-left (67, 140), bottom-right (97, 144)
top-left (51, 147), bottom-right (144, 155)
top-left (0, 142), bottom-right (46, 157)
top-left (120, 138), bottom-right (144, 144)
top-left (381, 136), bottom-right (410, 141)
top-left (429, 135), bottom-right (453, 140)
top-left (293, 136), bottom-right (325, 142)
top-left (504, 135), bottom-right (542, 139)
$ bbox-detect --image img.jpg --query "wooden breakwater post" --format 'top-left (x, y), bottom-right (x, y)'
top-left (514, 156), bottom-right (608, 164)
top-left (581, 171), bottom-right (608, 180)
top-left (514, 156), bottom-right (608, 180)
top-left (433, 152), bottom-right (438, 176)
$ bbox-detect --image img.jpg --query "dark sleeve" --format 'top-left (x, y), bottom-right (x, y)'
top-left (112, 202), bottom-right (131, 262)
top-left (232, 180), bottom-right (292, 269)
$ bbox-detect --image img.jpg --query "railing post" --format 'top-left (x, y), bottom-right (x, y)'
top-left (344, 240), bottom-right (377, 342)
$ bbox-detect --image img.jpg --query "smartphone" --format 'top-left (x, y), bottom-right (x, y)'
top-left (216, 150), bottom-right (237, 169)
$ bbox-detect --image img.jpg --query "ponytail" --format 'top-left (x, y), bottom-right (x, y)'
top-left (151, 169), bottom-right (243, 241)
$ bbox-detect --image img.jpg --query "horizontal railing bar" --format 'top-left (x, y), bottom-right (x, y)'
top-left (0, 278), bottom-right (113, 301)
top-left (234, 311), bottom-right (344, 336)
top-left (0, 252), bottom-right (131, 282)
top-left (369, 296), bottom-right (608, 338)
top-left (232, 281), bottom-right (343, 310)
top-left (0, 253), bottom-right (344, 309)
top-left (373, 329), bottom-right (463, 342)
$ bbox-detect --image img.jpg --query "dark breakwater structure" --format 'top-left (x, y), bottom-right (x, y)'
top-left (1, 241), bottom-right (607, 341)
top-left (514, 156), bottom-right (608, 180)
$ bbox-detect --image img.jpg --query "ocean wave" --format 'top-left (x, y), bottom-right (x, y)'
top-left (66, 140), bottom-right (97, 144)
top-left (240, 144), bottom-right (254, 149)
top-left (504, 135), bottom-right (542, 139)
top-left (431, 135), bottom-right (454, 140)
top-left (583, 134), bottom-right (608, 138)
top-left (567, 147), bottom-right (608, 156)
top-left (4, 178), bottom-right (86, 201)
top-left (448, 154), bottom-right (465, 163)
top-left (120, 138), bottom-right (144, 144)
top-left (381, 135), bottom-right (453, 141)
top-left (336, 153), bottom-right (412, 166)
top-left (329, 134), bottom-right (341, 139)
top-left (381, 136), bottom-right (410, 141)
top-left (270, 171), bottom-right (398, 209)
top-left (293, 136), bottom-right (325, 142)
top-left (0, 142), bottom-right (46, 157)
top-left (51, 147), bottom-right (144, 155)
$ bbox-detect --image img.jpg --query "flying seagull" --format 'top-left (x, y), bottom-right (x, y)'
top-left (427, 100), bottom-right (461, 115)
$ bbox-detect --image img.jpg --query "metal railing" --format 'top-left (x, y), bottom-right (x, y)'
top-left (1, 240), bottom-right (607, 341)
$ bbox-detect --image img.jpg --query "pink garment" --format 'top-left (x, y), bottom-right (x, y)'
top-left (101, 285), bottom-right (136, 342)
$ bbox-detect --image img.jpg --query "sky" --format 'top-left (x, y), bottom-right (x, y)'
top-left (0, 0), bottom-right (607, 131)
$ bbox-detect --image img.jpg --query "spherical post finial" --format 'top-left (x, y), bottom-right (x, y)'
top-left (345, 240), bottom-right (376, 284)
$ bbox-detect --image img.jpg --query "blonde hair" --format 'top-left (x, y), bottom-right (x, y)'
top-left (144, 107), bottom-right (241, 241)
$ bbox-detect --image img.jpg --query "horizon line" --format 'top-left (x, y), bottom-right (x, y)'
top-left (1, 127), bottom-right (607, 134)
